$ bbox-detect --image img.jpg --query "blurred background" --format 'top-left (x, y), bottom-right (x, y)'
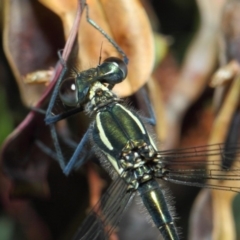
top-left (0, 0), bottom-right (239, 239)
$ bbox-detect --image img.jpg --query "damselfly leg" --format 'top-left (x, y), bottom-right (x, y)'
top-left (132, 87), bottom-right (156, 126)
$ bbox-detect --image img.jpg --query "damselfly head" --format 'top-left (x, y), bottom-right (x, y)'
top-left (59, 57), bottom-right (127, 109)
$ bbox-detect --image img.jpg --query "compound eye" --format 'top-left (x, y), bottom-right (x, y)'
top-left (103, 57), bottom-right (128, 79)
top-left (59, 78), bottom-right (78, 107)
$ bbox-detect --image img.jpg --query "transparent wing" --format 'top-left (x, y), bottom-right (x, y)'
top-left (157, 143), bottom-right (240, 192)
top-left (73, 175), bottom-right (135, 240)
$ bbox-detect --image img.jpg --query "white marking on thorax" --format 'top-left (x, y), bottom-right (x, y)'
top-left (105, 152), bottom-right (123, 175)
top-left (96, 113), bottom-right (114, 150)
top-left (117, 104), bottom-right (146, 134)
top-left (88, 82), bottom-right (111, 99)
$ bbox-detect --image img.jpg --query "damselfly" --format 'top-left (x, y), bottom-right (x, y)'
top-left (45, 5), bottom-right (240, 240)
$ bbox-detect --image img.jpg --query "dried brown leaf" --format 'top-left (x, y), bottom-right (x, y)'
top-left (3, 0), bottom-right (64, 106)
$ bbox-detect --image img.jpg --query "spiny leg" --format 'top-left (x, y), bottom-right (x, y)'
top-left (49, 123), bottom-right (92, 175)
top-left (33, 106), bottom-right (90, 174)
top-left (35, 140), bottom-right (58, 161)
top-left (49, 124), bottom-right (66, 170)
top-left (63, 128), bottom-right (92, 175)
top-left (45, 51), bottom-right (69, 124)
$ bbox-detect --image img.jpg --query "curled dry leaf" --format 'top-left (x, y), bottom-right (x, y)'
top-left (3, 0), bottom-right (64, 106)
